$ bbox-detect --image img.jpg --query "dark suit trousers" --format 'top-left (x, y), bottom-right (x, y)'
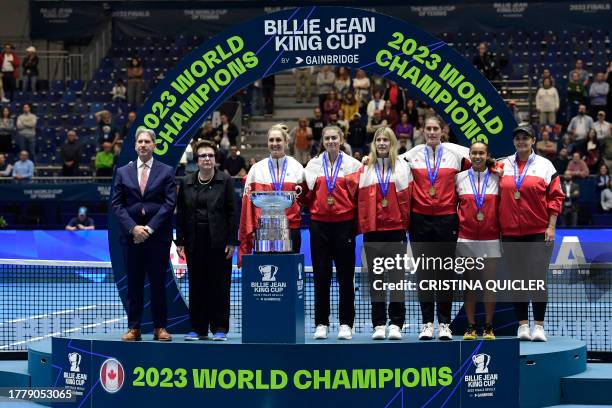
top-left (125, 239), bottom-right (170, 329)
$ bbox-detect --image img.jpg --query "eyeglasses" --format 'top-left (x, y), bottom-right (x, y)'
top-left (197, 153), bottom-right (215, 159)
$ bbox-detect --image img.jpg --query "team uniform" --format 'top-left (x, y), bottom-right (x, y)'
top-left (498, 152), bottom-right (564, 340)
top-left (238, 155), bottom-right (305, 264)
top-left (357, 158), bottom-right (412, 336)
top-left (304, 151), bottom-right (361, 334)
top-left (400, 142), bottom-right (470, 338)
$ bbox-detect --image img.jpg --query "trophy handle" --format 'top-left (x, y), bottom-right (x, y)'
top-left (295, 185), bottom-right (303, 197)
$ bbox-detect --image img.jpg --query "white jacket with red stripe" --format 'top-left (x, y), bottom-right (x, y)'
top-left (455, 168), bottom-right (500, 241)
top-left (498, 153), bottom-right (565, 236)
top-left (399, 142), bottom-right (470, 216)
top-left (357, 158), bottom-right (412, 234)
top-left (239, 155), bottom-right (305, 262)
top-left (304, 151), bottom-right (361, 222)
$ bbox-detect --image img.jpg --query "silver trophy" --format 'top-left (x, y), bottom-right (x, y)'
top-left (249, 186), bottom-right (302, 252)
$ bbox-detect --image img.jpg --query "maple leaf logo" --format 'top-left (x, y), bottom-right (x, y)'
top-left (108, 370), bottom-right (117, 380)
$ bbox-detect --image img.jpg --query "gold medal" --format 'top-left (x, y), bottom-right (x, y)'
top-left (514, 191), bottom-right (521, 200)
top-left (381, 198), bottom-right (388, 207)
top-left (476, 211), bottom-right (485, 222)
top-left (327, 195), bottom-right (334, 205)
top-left (428, 186), bottom-right (436, 197)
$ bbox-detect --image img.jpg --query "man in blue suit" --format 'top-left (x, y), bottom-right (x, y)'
top-left (111, 128), bottom-right (176, 341)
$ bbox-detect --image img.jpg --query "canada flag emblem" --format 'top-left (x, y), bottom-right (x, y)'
top-left (99, 358), bottom-right (125, 393)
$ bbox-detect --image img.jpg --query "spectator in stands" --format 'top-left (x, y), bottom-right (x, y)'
top-left (12, 150), bottom-right (33, 183)
top-left (316, 66), bottom-right (335, 111)
top-left (112, 79), bottom-right (127, 103)
top-left (551, 124), bottom-right (563, 142)
top-left (395, 112), bottom-right (413, 149)
top-left (413, 115), bottom-right (425, 145)
top-left (216, 113), bottom-right (239, 152)
top-left (347, 112), bottom-right (367, 155)
top-left (327, 112), bottom-right (346, 136)
top-left (560, 134), bottom-right (576, 155)
top-left (607, 61), bottom-right (612, 119)
top-left (0, 80), bottom-right (7, 103)
top-left (569, 59), bottom-right (590, 90)
top-left (566, 151), bottom-right (589, 178)
top-left (222, 145), bottom-right (246, 177)
top-left (397, 135), bottom-right (409, 155)
top-left (536, 129), bottom-right (557, 160)
top-left (560, 173), bottom-right (580, 227)
top-left (382, 100), bottom-right (398, 128)
top-left (293, 66), bottom-right (313, 103)
top-left (366, 90), bottom-right (385, 119)
top-left (247, 157), bottom-right (257, 171)
top-left (95, 110), bottom-right (119, 146)
top-left (0, 153), bottom-right (12, 176)
top-left (535, 77), bottom-right (559, 127)
top-left (383, 81), bottom-right (404, 115)
top-left (539, 68), bottom-right (555, 87)
top-left (552, 147), bottom-right (570, 175)
top-left (65, 207), bottom-right (95, 231)
top-left (366, 110), bottom-right (387, 147)
top-left (322, 90), bottom-right (340, 123)
top-left (290, 118), bottom-right (313, 166)
top-left (113, 139), bottom-right (123, 158)
top-left (341, 91), bottom-right (359, 122)
top-left (127, 57), bottom-right (144, 107)
top-left (352, 69), bottom-right (371, 112)
top-left (567, 71), bottom-right (586, 120)
top-left (581, 129), bottom-right (602, 174)
top-left (0, 107), bottom-right (15, 153)
top-left (309, 107), bottom-right (325, 155)
top-left (250, 80), bottom-right (264, 116)
top-left (567, 105), bottom-right (593, 141)
top-left (21, 46), bottom-right (38, 93)
top-left (596, 164), bottom-right (610, 195)
top-left (197, 120), bottom-right (216, 142)
top-left (16, 104), bottom-right (37, 161)
top-left (95, 141), bottom-right (115, 177)
top-left (601, 177), bottom-right (612, 212)
top-left (121, 111), bottom-right (137, 140)
top-left (337, 110), bottom-right (349, 132)
top-left (403, 99), bottom-right (419, 127)
top-left (262, 75), bottom-right (275, 116)
top-left (594, 111), bottom-right (611, 140)
top-left (0, 43), bottom-right (19, 101)
top-left (589, 72), bottom-right (609, 118)
top-left (334, 67), bottom-right (351, 98)
top-left (352, 150), bottom-right (362, 161)
top-left (507, 99), bottom-right (524, 124)
top-left (59, 130), bottom-right (83, 177)
top-left (472, 42), bottom-right (498, 81)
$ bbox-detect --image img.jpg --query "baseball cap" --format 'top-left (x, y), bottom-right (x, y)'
top-left (512, 123), bottom-right (535, 139)
top-left (78, 207), bottom-right (87, 216)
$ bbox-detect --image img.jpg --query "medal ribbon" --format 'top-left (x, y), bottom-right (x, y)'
top-left (375, 160), bottom-right (392, 199)
top-left (513, 152), bottom-right (535, 192)
top-left (268, 157), bottom-right (288, 191)
top-left (322, 152), bottom-right (343, 195)
top-left (424, 145), bottom-right (443, 188)
top-left (468, 168), bottom-right (490, 210)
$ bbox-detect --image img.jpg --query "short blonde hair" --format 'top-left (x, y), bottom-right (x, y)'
top-left (268, 123), bottom-right (289, 141)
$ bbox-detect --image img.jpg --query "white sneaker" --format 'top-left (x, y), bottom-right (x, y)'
top-left (517, 324), bottom-right (532, 341)
top-left (337, 324), bottom-right (353, 340)
top-left (388, 324), bottom-right (402, 340)
top-left (419, 323), bottom-right (434, 340)
top-left (1, 97), bottom-right (9, 103)
top-left (372, 325), bottom-right (386, 340)
top-left (438, 323), bottom-right (453, 340)
top-left (531, 325), bottom-right (547, 342)
top-left (313, 324), bottom-right (328, 340)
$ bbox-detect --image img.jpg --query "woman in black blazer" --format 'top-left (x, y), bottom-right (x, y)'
top-left (176, 140), bottom-right (239, 341)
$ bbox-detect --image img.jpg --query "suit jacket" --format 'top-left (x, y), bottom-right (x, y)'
top-left (175, 170), bottom-right (239, 253)
top-left (111, 159), bottom-right (176, 243)
top-left (562, 181), bottom-right (580, 210)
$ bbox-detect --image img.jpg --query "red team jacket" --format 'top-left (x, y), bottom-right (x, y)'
top-left (239, 156), bottom-right (305, 263)
top-left (498, 153), bottom-right (564, 236)
top-left (303, 151), bottom-right (361, 223)
top-left (357, 158), bottom-right (412, 234)
top-left (455, 169), bottom-right (501, 241)
top-left (400, 143), bottom-right (470, 216)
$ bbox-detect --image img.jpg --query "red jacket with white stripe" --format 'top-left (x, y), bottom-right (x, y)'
top-left (239, 156), bottom-right (305, 262)
top-left (455, 168), bottom-right (500, 241)
top-left (498, 153), bottom-right (565, 236)
top-left (303, 151), bottom-right (361, 222)
top-left (357, 158), bottom-right (412, 234)
top-left (399, 142), bottom-right (470, 216)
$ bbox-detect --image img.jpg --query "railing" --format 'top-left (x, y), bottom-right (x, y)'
top-left (0, 176), bottom-right (112, 184)
top-left (82, 19), bottom-right (112, 80)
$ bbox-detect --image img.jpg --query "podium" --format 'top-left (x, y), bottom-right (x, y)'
top-left (241, 253), bottom-right (305, 343)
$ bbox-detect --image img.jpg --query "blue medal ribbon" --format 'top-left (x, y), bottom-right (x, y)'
top-left (513, 152), bottom-right (535, 191)
top-left (468, 168), bottom-right (490, 210)
top-left (374, 160), bottom-right (392, 199)
top-left (268, 157), bottom-right (288, 191)
top-left (424, 145), bottom-right (443, 188)
top-left (322, 152), bottom-right (343, 195)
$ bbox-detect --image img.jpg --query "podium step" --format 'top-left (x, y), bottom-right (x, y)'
top-left (561, 363), bottom-right (612, 405)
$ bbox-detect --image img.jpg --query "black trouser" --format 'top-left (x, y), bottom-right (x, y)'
top-left (2, 75), bottom-right (16, 100)
top-left (186, 224), bottom-right (232, 334)
top-left (124, 239), bottom-right (171, 329)
top-left (62, 163), bottom-right (78, 176)
top-left (409, 213), bottom-right (458, 324)
top-left (310, 219), bottom-right (356, 327)
top-left (290, 228), bottom-right (301, 254)
top-left (502, 233), bottom-right (550, 322)
top-left (364, 230), bottom-right (406, 327)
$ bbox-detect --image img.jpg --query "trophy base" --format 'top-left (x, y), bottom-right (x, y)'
top-left (253, 239), bottom-right (293, 253)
